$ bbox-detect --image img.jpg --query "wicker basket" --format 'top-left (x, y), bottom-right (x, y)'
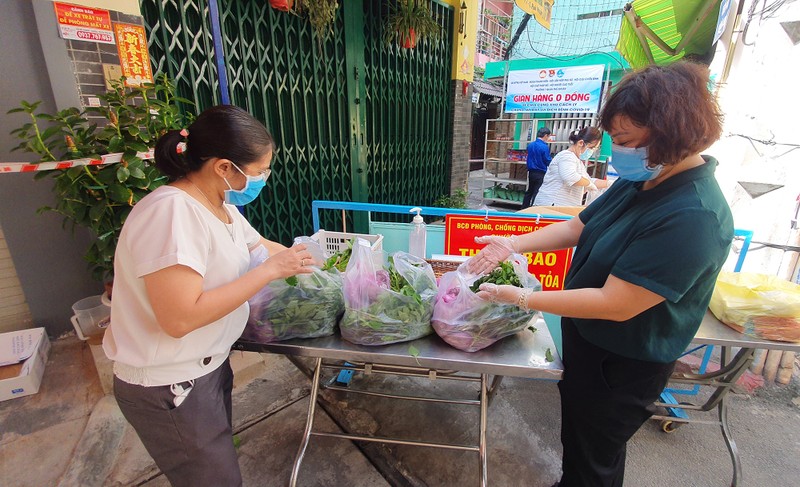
top-left (426, 259), bottom-right (461, 278)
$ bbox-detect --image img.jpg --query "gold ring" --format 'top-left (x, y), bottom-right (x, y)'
top-left (301, 258), bottom-right (306, 266)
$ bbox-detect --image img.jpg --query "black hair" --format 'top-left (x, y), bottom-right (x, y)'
top-left (567, 126), bottom-right (602, 145)
top-left (154, 105), bottom-right (275, 182)
top-left (536, 127), bottom-right (552, 138)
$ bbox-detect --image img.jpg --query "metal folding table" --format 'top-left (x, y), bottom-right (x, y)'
top-left (234, 316), bottom-right (562, 487)
top-left (233, 310), bottom-right (799, 487)
top-left (651, 310), bottom-right (800, 487)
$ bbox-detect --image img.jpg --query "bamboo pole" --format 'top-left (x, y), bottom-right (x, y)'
top-left (750, 348), bottom-right (767, 375)
top-left (763, 349), bottom-right (783, 383)
top-left (776, 351), bottom-right (796, 385)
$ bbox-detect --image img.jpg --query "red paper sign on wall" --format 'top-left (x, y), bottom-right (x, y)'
top-left (114, 23), bottom-right (154, 87)
top-left (53, 2), bottom-right (114, 44)
top-left (444, 215), bottom-right (573, 291)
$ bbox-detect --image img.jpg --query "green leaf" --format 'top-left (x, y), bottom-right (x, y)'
top-left (128, 166), bottom-right (146, 179)
top-left (6, 107), bottom-right (25, 114)
top-left (116, 166), bottom-right (130, 182)
top-left (107, 183), bottom-right (133, 203)
top-left (545, 348), bottom-right (554, 362)
top-left (127, 141), bottom-right (150, 152)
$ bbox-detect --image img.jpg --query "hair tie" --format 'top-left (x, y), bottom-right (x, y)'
top-left (176, 142), bottom-right (187, 154)
top-left (180, 129), bottom-right (189, 137)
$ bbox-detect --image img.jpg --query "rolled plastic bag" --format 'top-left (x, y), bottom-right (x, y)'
top-left (243, 238), bottom-right (344, 343)
top-left (432, 254), bottom-right (541, 352)
top-left (709, 271), bottom-right (800, 343)
top-left (340, 239), bottom-right (437, 345)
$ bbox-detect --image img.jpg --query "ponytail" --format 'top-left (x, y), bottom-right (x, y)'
top-left (154, 130), bottom-right (192, 182)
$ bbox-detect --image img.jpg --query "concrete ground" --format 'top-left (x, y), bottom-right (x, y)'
top-left (2, 334), bottom-right (799, 487)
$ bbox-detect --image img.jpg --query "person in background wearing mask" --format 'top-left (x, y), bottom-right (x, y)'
top-left (468, 62), bottom-right (732, 487)
top-left (522, 126), bottom-right (553, 208)
top-left (533, 126), bottom-right (610, 207)
top-left (103, 105), bottom-right (316, 486)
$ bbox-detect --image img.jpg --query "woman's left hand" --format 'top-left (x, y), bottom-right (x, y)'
top-left (260, 244), bottom-right (317, 279)
top-left (475, 283), bottom-right (524, 305)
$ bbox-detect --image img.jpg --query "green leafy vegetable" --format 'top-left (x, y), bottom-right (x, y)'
top-left (244, 269), bottom-right (344, 343)
top-left (545, 348), bottom-right (554, 362)
top-left (321, 240), bottom-right (354, 272)
top-left (469, 260), bottom-right (523, 293)
top-left (340, 251), bottom-right (437, 346)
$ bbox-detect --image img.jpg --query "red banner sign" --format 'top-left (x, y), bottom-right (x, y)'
top-left (444, 215), bottom-right (573, 290)
top-left (114, 23), bottom-right (154, 87)
top-left (53, 2), bottom-right (114, 44)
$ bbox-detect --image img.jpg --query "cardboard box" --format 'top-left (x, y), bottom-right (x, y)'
top-left (0, 328), bottom-right (50, 401)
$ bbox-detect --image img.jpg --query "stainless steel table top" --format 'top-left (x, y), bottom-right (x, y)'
top-left (235, 311), bottom-right (800, 380)
top-left (693, 310), bottom-right (800, 352)
top-left (236, 316), bottom-right (565, 380)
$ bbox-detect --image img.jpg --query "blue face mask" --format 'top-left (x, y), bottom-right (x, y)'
top-left (610, 143), bottom-right (662, 181)
top-left (224, 163), bottom-right (268, 205)
top-left (579, 148), bottom-right (593, 161)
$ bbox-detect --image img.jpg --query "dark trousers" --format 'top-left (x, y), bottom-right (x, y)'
top-left (523, 170), bottom-right (546, 208)
top-left (557, 319), bottom-right (675, 487)
top-left (114, 359), bottom-right (242, 487)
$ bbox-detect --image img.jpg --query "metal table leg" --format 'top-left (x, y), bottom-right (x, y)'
top-left (289, 357), bottom-right (323, 487)
top-left (653, 347), bottom-right (755, 487)
top-left (480, 374), bottom-right (489, 487)
top-left (719, 394), bottom-right (741, 487)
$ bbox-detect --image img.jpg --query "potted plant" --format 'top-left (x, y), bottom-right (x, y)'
top-left (269, 0), bottom-right (294, 12)
top-left (384, 0), bottom-right (441, 49)
top-left (7, 76), bottom-right (194, 293)
top-left (295, 0), bottom-right (339, 40)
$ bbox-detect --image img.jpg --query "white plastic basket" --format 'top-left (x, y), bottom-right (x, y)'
top-left (310, 230), bottom-right (383, 257)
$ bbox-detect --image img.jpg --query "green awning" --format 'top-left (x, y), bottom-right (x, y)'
top-left (616, 0), bottom-right (723, 68)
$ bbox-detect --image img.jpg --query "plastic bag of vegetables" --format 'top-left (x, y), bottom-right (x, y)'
top-left (242, 238), bottom-right (345, 343)
top-left (432, 254), bottom-right (540, 352)
top-left (340, 240), bottom-right (437, 345)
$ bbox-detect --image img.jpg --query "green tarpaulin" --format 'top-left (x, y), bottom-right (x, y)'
top-left (616, 0), bottom-right (724, 68)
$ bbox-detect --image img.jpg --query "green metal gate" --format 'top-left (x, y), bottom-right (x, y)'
top-left (140, 0), bottom-right (453, 244)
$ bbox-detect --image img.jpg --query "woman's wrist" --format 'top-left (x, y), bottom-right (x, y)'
top-left (516, 288), bottom-right (534, 312)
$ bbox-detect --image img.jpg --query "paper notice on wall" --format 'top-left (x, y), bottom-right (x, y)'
top-left (53, 2), bottom-right (115, 44)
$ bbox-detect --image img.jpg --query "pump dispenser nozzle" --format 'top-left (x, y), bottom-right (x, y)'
top-left (408, 207), bottom-right (427, 258)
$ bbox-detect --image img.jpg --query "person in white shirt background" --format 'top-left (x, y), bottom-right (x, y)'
top-left (533, 126), bottom-right (610, 207)
top-left (103, 105), bottom-right (316, 486)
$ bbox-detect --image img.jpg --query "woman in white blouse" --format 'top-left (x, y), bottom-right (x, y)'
top-left (534, 127), bottom-right (609, 206)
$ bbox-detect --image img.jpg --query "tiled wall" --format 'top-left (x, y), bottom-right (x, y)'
top-left (0, 225), bottom-right (33, 333)
top-left (63, 10), bottom-right (146, 120)
top-left (449, 80), bottom-right (473, 196)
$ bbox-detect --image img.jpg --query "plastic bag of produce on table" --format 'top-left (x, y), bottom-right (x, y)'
top-left (242, 237), bottom-right (345, 343)
top-left (340, 239), bottom-right (437, 345)
top-left (432, 254), bottom-right (540, 352)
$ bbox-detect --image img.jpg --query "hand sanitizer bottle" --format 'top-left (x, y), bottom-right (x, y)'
top-left (408, 207), bottom-right (427, 258)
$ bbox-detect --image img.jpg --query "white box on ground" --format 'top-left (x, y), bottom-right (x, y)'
top-left (0, 328), bottom-right (51, 401)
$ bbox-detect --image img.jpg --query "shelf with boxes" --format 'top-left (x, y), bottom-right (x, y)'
top-left (481, 116), bottom-right (605, 207)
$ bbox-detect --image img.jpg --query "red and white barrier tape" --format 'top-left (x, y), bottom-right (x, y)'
top-left (0, 150), bottom-right (154, 173)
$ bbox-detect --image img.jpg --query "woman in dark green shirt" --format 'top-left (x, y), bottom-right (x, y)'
top-left (469, 62), bottom-right (733, 487)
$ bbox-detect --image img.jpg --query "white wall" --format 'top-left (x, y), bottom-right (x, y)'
top-left (709, 0), bottom-right (800, 279)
